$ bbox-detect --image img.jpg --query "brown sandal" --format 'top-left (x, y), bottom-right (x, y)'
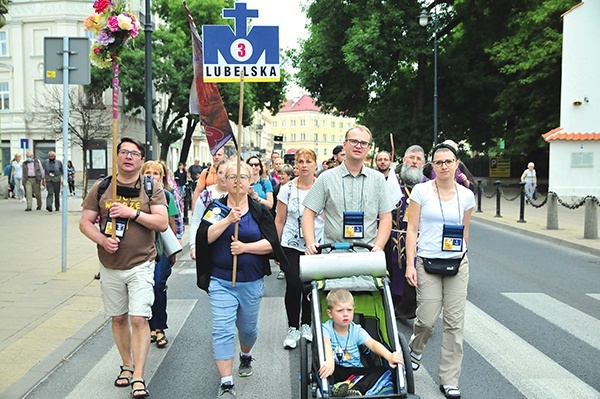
top-left (114, 365), bottom-right (134, 387)
top-left (131, 378), bottom-right (150, 398)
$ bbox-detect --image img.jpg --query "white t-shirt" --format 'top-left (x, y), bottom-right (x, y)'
top-left (409, 180), bottom-right (475, 259)
top-left (278, 180), bottom-right (324, 251)
top-left (11, 161), bottom-right (23, 179)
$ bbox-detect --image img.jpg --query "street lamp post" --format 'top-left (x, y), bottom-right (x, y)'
top-left (144, 0), bottom-right (153, 160)
top-left (419, 8), bottom-right (438, 147)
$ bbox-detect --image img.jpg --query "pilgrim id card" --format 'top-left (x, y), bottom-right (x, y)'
top-left (343, 211), bottom-right (364, 239)
top-left (103, 217), bottom-right (127, 238)
top-left (202, 201), bottom-right (231, 225)
top-left (442, 224), bottom-right (464, 252)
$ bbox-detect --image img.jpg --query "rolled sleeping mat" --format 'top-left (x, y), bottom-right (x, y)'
top-left (299, 250), bottom-right (386, 282)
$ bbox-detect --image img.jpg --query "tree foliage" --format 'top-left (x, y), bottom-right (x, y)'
top-left (294, 0), bottom-right (578, 158)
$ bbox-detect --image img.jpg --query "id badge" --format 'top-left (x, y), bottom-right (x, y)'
top-left (343, 211), bottom-right (364, 239)
top-left (442, 224), bottom-right (464, 252)
top-left (297, 216), bottom-right (303, 239)
top-left (103, 217), bottom-right (127, 238)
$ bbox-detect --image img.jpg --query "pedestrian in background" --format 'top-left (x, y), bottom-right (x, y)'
top-left (67, 160), bottom-right (76, 196)
top-left (195, 161), bottom-right (288, 397)
top-left (22, 151), bottom-right (44, 211)
top-left (405, 143), bottom-right (475, 399)
top-left (521, 162), bottom-right (537, 203)
top-left (10, 154), bottom-right (24, 202)
top-left (43, 151), bottom-right (63, 212)
top-left (246, 156), bottom-right (274, 209)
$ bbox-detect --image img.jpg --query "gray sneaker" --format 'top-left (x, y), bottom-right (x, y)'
top-left (238, 354), bottom-right (253, 377)
top-left (217, 382), bottom-right (236, 397)
top-left (300, 324), bottom-right (313, 342)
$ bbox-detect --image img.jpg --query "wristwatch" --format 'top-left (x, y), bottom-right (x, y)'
top-left (133, 209), bottom-right (141, 221)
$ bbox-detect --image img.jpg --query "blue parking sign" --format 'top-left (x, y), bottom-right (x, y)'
top-left (202, 2), bottom-right (280, 82)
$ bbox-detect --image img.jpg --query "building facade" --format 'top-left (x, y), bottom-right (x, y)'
top-left (268, 94), bottom-right (356, 162)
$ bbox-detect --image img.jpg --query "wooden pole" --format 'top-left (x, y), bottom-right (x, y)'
top-left (231, 71), bottom-right (245, 286)
top-left (110, 59), bottom-right (120, 240)
top-left (390, 133), bottom-right (395, 161)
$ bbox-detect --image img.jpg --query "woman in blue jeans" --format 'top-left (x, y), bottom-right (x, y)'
top-left (142, 161), bottom-right (180, 348)
top-left (195, 161), bottom-right (288, 398)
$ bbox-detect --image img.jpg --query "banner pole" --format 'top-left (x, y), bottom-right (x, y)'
top-left (110, 58), bottom-right (120, 240)
top-left (232, 71), bottom-right (245, 286)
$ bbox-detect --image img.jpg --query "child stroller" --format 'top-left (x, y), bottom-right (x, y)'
top-left (298, 242), bottom-right (419, 399)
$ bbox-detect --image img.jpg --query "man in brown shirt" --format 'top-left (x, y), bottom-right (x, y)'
top-left (79, 137), bottom-right (168, 397)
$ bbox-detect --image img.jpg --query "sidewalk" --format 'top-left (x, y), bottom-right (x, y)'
top-left (472, 187), bottom-right (600, 256)
top-left (0, 186), bottom-right (598, 398)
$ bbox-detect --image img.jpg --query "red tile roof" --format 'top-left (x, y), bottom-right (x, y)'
top-left (280, 94), bottom-right (321, 112)
top-left (542, 127), bottom-right (600, 142)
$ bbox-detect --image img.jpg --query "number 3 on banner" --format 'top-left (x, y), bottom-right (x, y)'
top-left (230, 39), bottom-right (252, 62)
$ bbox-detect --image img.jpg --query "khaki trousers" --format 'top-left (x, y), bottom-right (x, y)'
top-left (25, 179), bottom-right (42, 210)
top-left (409, 255), bottom-right (469, 387)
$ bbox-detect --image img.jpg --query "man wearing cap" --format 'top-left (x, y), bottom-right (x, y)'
top-left (302, 125), bottom-right (395, 254)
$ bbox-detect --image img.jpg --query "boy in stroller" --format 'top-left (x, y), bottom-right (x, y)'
top-left (319, 289), bottom-right (404, 396)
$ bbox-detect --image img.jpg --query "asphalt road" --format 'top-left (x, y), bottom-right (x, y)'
top-left (24, 221), bottom-right (600, 399)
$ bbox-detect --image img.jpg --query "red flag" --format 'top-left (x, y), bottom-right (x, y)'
top-left (186, 6), bottom-right (233, 155)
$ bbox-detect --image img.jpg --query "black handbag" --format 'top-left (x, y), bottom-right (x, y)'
top-left (422, 255), bottom-right (464, 276)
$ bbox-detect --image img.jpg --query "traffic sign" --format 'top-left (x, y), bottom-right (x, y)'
top-left (202, 2), bottom-right (280, 82)
top-left (20, 138), bottom-right (28, 149)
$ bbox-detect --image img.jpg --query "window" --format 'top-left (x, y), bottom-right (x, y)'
top-left (324, 148), bottom-right (328, 155)
top-left (0, 82), bottom-right (9, 110)
top-left (291, 133), bottom-right (296, 141)
top-left (300, 133), bottom-right (306, 140)
top-left (272, 121), bottom-right (277, 128)
top-left (331, 122), bottom-right (335, 128)
top-left (315, 148), bottom-right (319, 155)
top-left (0, 32), bottom-right (7, 56)
top-left (300, 119), bottom-right (306, 126)
top-left (282, 121), bottom-right (286, 127)
top-left (314, 134), bottom-right (318, 141)
top-left (314, 120), bottom-right (318, 127)
top-left (339, 122), bottom-right (343, 129)
top-left (291, 120), bottom-right (296, 127)
top-left (331, 134), bottom-right (335, 142)
top-left (323, 134), bottom-right (327, 141)
top-left (322, 120), bottom-right (327, 127)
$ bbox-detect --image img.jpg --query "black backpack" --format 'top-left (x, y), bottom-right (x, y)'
top-left (96, 175), bottom-right (154, 201)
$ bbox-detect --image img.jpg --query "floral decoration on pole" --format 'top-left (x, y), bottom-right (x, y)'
top-left (84, 0), bottom-right (141, 238)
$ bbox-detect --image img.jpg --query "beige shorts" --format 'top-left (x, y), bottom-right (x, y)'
top-left (100, 260), bottom-right (155, 318)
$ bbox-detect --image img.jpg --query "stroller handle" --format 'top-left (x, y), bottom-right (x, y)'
top-left (316, 242), bottom-right (373, 253)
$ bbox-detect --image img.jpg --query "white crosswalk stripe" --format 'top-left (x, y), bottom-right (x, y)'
top-left (64, 299), bottom-right (197, 399)
top-left (464, 300), bottom-right (599, 399)
top-left (503, 293), bottom-right (600, 351)
top-left (587, 293), bottom-right (600, 302)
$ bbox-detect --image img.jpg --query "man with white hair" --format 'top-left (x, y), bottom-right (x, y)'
top-left (385, 144), bottom-right (426, 319)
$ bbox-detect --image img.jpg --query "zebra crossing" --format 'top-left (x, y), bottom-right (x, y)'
top-left (22, 257), bottom-right (600, 398)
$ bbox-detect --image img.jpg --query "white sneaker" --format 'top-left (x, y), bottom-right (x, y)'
top-left (300, 324), bottom-right (313, 342)
top-left (277, 270), bottom-right (285, 279)
top-left (283, 327), bottom-right (301, 349)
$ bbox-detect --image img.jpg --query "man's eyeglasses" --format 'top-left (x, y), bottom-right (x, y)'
top-left (248, 163), bottom-right (260, 167)
top-left (226, 174), bottom-right (250, 181)
top-left (118, 149), bottom-right (142, 158)
top-left (432, 159), bottom-right (456, 168)
top-left (345, 139), bottom-right (372, 149)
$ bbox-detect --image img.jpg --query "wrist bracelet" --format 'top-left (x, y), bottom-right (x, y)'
top-left (133, 209), bottom-right (141, 221)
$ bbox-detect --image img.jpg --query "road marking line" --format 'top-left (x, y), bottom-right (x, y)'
top-left (503, 293), bottom-right (600, 350)
top-left (65, 299), bottom-right (196, 399)
top-left (586, 293), bottom-right (600, 302)
top-left (465, 301), bottom-right (599, 399)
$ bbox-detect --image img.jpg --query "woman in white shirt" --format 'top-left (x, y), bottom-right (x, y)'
top-left (190, 160), bottom-right (228, 260)
top-left (405, 143), bottom-right (475, 399)
top-left (275, 149), bottom-right (324, 350)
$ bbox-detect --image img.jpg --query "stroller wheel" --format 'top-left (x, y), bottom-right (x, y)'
top-left (398, 332), bottom-right (415, 394)
top-left (300, 337), bottom-right (309, 399)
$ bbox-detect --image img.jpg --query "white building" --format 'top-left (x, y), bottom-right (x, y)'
top-left (543, 0), bottom-right (600, 197)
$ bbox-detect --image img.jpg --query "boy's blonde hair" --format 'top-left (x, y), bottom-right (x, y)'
top-left (326, 289), bottom-right (354, 309)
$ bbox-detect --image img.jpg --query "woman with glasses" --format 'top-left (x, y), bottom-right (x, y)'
top-left (195, 161), bottom-right (288, 397)
top-left (404, 143), bottom-right (475, 399)
top-left (189, 159), bottom-right (229, 261)
top-left (246, 156), bottom-right (274, 209)
top-left (275, 150), bottom-right (325, 349)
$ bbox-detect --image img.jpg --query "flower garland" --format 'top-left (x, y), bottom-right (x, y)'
top-left (83, 0), bottom-right (141, 68)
